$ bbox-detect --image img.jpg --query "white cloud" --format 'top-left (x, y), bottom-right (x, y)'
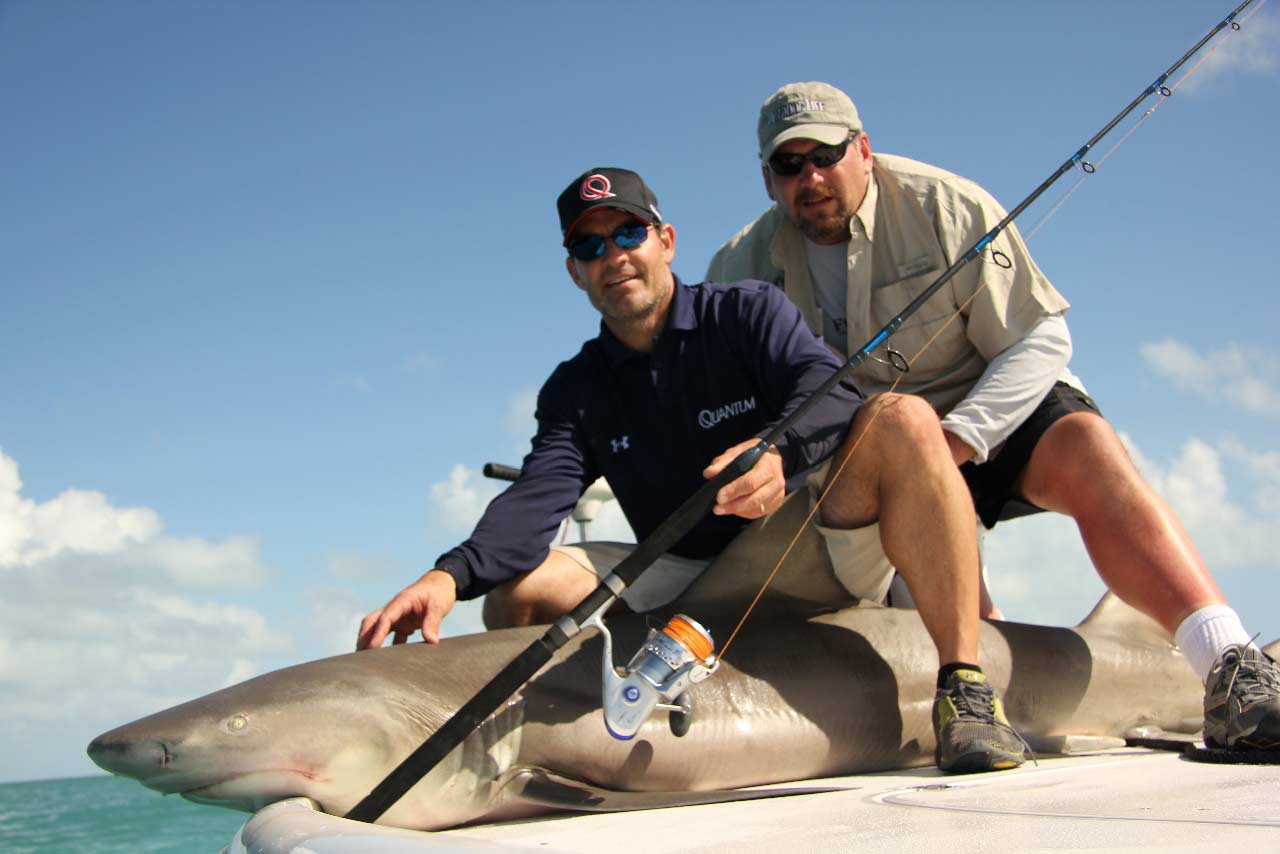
top-left (301, 586), bottom-right (376, 659)
top-left (0, 447), bottom-right (287, 772)
top-left (981, 513), bottom-right (1104, 628)
top-left (0, 570), bottom-right (293, 727)
top-left (1140, 338), bottom-right (1280, 417)
top-left (1220, 437), bottom-right (1280, 515)
top-left (0, 450), bottom-right (267, 589)
top-left (429, 463), bottom-right (504, 535)
top-left (1122, 432), bottom-right (1279, 568)
top-left (0, 453), bottom-right (159, 566)
top-left (1177, 9), bottom-right (1279, 94)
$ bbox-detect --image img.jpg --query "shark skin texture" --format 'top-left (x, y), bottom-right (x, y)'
top-left (87, 586), bottom-right (1204, 831)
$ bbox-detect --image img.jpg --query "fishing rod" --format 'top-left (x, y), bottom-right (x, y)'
top-left (345, 0), bottom-right (1258, 824)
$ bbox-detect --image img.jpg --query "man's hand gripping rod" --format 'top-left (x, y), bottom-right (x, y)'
top-left (344, 0), bottom-right (1257, 822)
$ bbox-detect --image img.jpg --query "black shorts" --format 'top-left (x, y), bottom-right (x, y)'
top-left (959, 382), bottom-right (1101, 529)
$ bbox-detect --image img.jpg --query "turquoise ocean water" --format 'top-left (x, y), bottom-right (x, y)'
top-left (0, 775), bottom-right (246, 853)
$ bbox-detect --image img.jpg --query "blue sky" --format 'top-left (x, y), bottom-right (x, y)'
top-left (2, 1), bottom-right (1278, 784)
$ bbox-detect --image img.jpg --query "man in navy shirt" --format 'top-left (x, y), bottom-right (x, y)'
top-left (358, 167), bottom-right (1027, 773)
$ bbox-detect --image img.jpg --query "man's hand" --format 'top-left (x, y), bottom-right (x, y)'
top-left (356, 569), bottom-right (458, 649)
top-left (704, 439), bottom-right (785, 519)
top-left (943, 430), bottom-right (976, 466)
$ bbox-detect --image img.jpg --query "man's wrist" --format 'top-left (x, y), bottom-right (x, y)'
top-left (425, 567), bottom-right (459, 595)
top-left (943, 430), bottom-right (975, 466)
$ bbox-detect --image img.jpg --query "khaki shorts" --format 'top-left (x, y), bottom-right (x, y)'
top-left (551, 542), bottom-right (710, 613)
top-left (807, 461), bottom-right (897, 605)
top-left (553, 460), bottom-right (897, 613)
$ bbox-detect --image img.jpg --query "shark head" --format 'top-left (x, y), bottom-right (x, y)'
top-left (87, 640), bottom-right (531, 829)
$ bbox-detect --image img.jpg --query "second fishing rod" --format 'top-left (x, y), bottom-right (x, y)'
top-left (344, 0), bottom-right (1258, 825)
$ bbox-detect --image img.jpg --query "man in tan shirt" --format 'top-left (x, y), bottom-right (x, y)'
top-left (708, 81), bottom-right (1279, 756)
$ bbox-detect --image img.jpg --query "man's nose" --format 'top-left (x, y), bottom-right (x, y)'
top-left (797, 159), bottom-right (826, 182)
top-left (599, 241), bottom-right (631, 266)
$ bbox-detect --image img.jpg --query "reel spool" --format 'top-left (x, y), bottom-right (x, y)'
top-left (588, 613), bottom-right (719, 740)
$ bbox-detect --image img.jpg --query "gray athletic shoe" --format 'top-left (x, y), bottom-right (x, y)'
top-left (932, 669), bottom-right (1026, 773)
top-left (1203, 644), bottom-right (1280, 750)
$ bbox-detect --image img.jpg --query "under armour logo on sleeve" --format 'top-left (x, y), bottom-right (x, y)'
top-left (610, 436), bottom-right (630, 453)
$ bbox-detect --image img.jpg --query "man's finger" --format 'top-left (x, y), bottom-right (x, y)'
top-left (357, 612), bottom-right (388, 650)
top-left (716, 465), bottom-right (763, 505)
top-left (421, 611), bottom-right (443, 644)
top-left (704, 439), bottom-right (760, 480)
top-left (702, 451), bottom-right (732, 479)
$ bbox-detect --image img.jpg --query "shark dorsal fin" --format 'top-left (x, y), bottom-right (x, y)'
top-left (1075, 592), bottom-right (1173, 645)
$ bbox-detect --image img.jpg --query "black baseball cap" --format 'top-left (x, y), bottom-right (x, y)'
top-left (557, 167), bottom-right (663, 246)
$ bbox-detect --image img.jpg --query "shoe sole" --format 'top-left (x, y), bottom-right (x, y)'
top-left (938, 744), bottom-right (1025, 774)
top-left (1185, 744), bottom-right (1280, 765)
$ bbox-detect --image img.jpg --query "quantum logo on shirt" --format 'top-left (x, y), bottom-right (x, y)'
top-left (697, 397), bottom-right (757, 430)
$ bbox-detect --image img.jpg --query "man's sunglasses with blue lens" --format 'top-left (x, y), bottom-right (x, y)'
top-left (567, 222), bottom-right (652, 262)
top-left (767, 135), bottom-right (858, 177)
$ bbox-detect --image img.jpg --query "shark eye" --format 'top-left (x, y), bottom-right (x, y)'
top-left (224, 714), bottom-right (249, 734)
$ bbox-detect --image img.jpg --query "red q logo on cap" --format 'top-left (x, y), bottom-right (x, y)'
top-left (579, 174), bottom-right (616, 201)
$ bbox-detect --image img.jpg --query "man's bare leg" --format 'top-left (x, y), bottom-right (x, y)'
top-left (820, 392), bottom-right (1023, 772)
top-left (1015, 412), bottom-right (1224, 634)
top-left (482, 550), bottom-right (601, 629)
top-left (819, 393), bottom-right (982, 665)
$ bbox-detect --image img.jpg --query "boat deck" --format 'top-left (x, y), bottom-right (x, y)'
top-left (229, 747), bottom-right (1280, 853)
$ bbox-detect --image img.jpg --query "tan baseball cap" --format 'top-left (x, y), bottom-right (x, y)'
top-left (758, 82), bottom-right (862, 160)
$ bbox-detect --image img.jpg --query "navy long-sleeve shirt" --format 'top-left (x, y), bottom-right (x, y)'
top-left (436, 278), bottom-right (864, 600)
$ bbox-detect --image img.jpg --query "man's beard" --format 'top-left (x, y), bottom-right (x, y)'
top-left (791, 192), bottom-right (852, 244)
top-left (596, 278), bottom-right (666, 324)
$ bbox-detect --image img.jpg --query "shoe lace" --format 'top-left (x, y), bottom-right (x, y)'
top-left (949, 679), bottom-right (1038, 765)
top-left (1221, 643), bottom-right (1280, 709)
top-left (950, 680), bottom-right (997, 722)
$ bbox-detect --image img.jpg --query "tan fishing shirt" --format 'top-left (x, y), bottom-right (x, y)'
top-left (707, 153), bottom-right (1071, 417)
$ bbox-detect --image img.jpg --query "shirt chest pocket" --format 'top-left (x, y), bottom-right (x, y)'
top-left (856, 270), bottom-right (972, 388)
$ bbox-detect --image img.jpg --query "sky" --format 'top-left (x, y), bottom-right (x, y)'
top-left (2, 0), bottom-right (1278, 785)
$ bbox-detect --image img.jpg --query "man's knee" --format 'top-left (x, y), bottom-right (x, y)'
top-left (1023, 412), bottom-right (1133, 505)
top-left (482, 584), bottom-right (528, 630)
top-left (854, 392), bottom-right (946, 462)
top-left (482, 577), bottom-right (571, 630)
top-left (822, 394), bottom-right (947, 529)
top-left (482, 551), bottom-right (601, 630)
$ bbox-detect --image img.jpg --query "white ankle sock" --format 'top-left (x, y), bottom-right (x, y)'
top-left (1174, 605), bottom-right (1254, 682)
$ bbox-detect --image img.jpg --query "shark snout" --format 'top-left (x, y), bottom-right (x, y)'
top-left (87, 729), bottom-right (180, 784)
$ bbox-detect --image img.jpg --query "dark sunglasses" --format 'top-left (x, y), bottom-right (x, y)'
top-left (568, 222), bottom-right (652, 262)
top-left (767, 135), bottom-right (857, 177)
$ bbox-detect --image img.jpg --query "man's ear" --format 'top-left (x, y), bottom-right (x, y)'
top-left (761, 163), bottom-right (776, 202)
top-left (659, 222), bottom-right (676, 264)
top-left (565, 255), bottom-right (587, 291)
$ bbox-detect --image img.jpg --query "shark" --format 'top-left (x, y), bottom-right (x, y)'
top-left (87, 588), bottom-right (1211, 832)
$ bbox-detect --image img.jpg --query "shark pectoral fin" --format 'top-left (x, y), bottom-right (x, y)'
top-left (504, 767), bottom-right (846, 814)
